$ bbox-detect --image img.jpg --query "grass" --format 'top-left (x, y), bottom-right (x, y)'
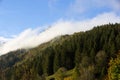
top-left (46, 68), bottom-right (78, 80)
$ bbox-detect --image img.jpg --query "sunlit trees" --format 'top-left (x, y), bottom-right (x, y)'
top-left (108, 53), bottom-right (120, 80)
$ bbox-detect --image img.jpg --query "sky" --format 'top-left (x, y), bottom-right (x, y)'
top-left (0, 0), bottom-right (120, 55)
top-left (0, 0), bottom-right (73, 37)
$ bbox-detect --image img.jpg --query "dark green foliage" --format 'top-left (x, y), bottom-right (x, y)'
top-left (0, 23), bottom-right (120, 80)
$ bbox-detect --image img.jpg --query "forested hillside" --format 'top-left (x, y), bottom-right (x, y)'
top-left (0, 23), bottom-right (120, 80)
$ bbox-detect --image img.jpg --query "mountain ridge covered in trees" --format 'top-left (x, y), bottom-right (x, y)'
top-left (0, 23), bottom-right (120, 80)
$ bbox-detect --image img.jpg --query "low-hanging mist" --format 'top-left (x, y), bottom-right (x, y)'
top-left (0, 12), bottom-right (120, 55)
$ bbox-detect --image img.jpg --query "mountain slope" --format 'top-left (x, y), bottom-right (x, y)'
top-left (0, 23), bottom-right (120, 80)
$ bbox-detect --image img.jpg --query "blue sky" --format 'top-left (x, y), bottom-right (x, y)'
top-left (0, 0), bottom-right (73, 37)
top-left (0, 0), bottom-right (120, 37)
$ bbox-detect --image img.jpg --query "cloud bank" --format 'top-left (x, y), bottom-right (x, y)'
top-left (0, 12), bottom-right (120, 55)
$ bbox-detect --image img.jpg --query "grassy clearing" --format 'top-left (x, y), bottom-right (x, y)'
top-left (46, 68), bottom-right (78, 80)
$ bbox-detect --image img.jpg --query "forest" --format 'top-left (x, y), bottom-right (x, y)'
top-left (0, 23), bottom-right (120, 80)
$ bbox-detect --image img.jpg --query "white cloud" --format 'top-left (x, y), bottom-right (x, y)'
top-left (0, 12), bottom-right (120, 55)
top-left (0, 36), bottom-right (11, 42)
